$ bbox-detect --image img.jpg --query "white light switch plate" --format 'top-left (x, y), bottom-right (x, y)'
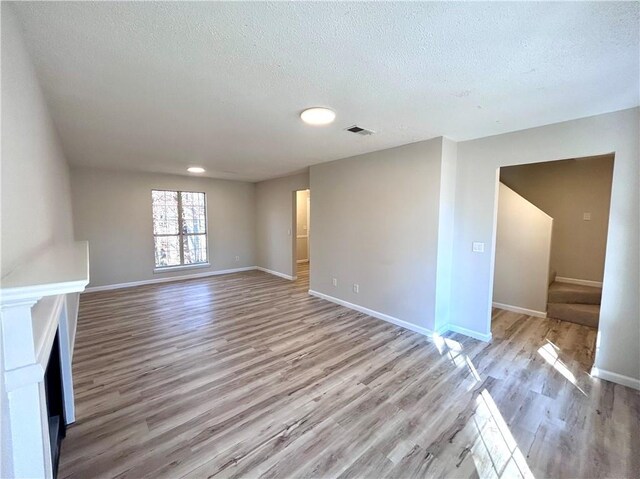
top-left (472, 242), bottom-right (485, 253)
top-left (583, 212), bottom-right (591, 221)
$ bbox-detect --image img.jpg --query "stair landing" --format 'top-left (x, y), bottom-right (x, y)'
top-left (548, 281), bottom-right (602, 305)
top-left (547, 281), bottom-right (602, 328)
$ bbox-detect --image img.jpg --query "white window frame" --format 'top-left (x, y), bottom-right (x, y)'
top-left (152, 189), bottom-right (209, 272)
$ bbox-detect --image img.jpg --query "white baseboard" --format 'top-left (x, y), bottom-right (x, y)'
top-left (308, 290), bottom-right (494, 343)
top-left (434, 322), bottom-right (451, 336)
top-left (447, 324), bottom-right (493, 342)
top-left (296, 259), bottom-right (309, 264)
top-left (555, 276), bottom-right (603, 288)
top-left (256, 267), bottom-right (296, 281)
top-left (492, 302), bottom-right (547, 318)
top-left (85, 266), bottom-right (257, 292)
top-left (591, 367), bottom-right (640, 391)
top-left (308, 290), bottom-right (437, 338)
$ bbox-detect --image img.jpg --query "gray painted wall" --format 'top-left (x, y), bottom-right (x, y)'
top-left (255, 172), bottom-right (310, 278)
top-left (500, 155), bottom-right (614, 283)
top-left (71, 167), bottom-right (256, 287)
top-left (0, 7), bottom-right (76, 476)
top-left (451, 107), bottom-right (639, 382)
top-left (309, 138), bottom-right (443, 332)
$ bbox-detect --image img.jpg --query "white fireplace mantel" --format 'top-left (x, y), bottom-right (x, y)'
top-left (1, 241), bottom-right (89, 479)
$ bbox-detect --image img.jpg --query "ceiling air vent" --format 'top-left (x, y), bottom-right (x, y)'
top-left (345, 125), bottom-right (375, 136)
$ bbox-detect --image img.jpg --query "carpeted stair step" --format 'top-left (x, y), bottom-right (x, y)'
top-left (548, 281), bottom-right (602, 305)
top-left (547, 303), bottom-right (600, 328)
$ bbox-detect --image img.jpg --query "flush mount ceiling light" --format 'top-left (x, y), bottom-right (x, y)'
top-left (300, 107), bottom-right (336, 126)
top-left (187, 166), bottom-right (205, 173)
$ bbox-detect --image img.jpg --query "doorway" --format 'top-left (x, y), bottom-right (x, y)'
top-left (294, 189), bottom-right (310, 282)
top-left (491, 154), bottom-right (614, 369)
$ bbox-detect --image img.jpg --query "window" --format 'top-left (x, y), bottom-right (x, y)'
top-left (152, 190), bottom-right (208, 268)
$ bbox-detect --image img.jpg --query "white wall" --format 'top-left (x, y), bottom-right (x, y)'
top-left (1, 6), bottom-right (74, 278)
top-left (310, 138), bottom-right (444, 332)
top-left (255, 172), bottom-right (309, 278)
top-left (500, 155), bottom-right (614, 283)
top-left (433, 137), bottom-right (457, 332)
top-left (493, 183), bottom-right (553, 314)
top-left (71, 167), bottom-right (256, 287)
top-left (451, 108), bottom-right (639, 384)
top-left (1, 6), bottom-right (76, 476)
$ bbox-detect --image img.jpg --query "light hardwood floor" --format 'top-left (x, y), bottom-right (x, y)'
top-left (61, 264), bottom-right (639, 478)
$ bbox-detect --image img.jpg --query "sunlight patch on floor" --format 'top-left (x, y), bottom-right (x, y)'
top-left (538, 341), bottom-right (587, 396)
top-left (433, 334), bottom-right (536, 478)
top-left (470, 390), bottom-right (536, 479)
top-left (433, 334), bottom-right (482, 383)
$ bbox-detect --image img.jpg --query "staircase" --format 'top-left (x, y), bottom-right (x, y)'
top-left (547, 281), bottom-right (602, 328)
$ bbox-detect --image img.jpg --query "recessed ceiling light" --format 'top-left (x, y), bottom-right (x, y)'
top-left (300, 107), bottom-right (336, 126)
top-left (187, 166), bottom-right (205, 173)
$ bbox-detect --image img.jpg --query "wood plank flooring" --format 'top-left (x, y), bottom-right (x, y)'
top-left (60, 264), bottom-right (640, 478)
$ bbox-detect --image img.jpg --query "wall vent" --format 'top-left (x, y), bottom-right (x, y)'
top-left (345, 125), bottom-right (375, 136)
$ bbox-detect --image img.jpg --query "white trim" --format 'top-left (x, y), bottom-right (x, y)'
top-left (555, 276), bottom-right (603, 288)
top-left (308, 290), bottom-right (436, 338)
top-left (486, 168), bottom-right (501, 341)
top-left (492, 302), bottom-right (547, 318)
top-left (56, 300), bottom-right (76, 424)
top-left (67, 293), bottom-right (80, 352)
top-left (153, 262), bottom-right (210, 274)
top-left (296, 259), bottom-right (309, 264)
top-left (307, 290), bottom-right (494, 343)
top-left (4, 363), bottom-right (44, 392)
top-left (1, 241), bottom-right (90, 303)
top-left (447, 324), bottom-right (493, 342)
top-left (256, 267), bottom-right (296, 281)
top-left (434, 322), bottom-right (451, 336)
top-left (84, 266), bottom-right (257, 293)
top-left (296, 235), bottom-right (308, 239)
top-left (591, 367), bottom-right (640, 391)
top-left (34, 296), bottom-right (65, 368)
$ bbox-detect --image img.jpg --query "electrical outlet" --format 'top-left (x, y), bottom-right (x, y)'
top-left (235, 255), bottom-right (240, 262)
top-left (332, 278), bottom-right (338, 287)
top-left (583, 212), bottom-right (591, 221)
top-left (353, 283), bottom-right (359, 293)
top-left (472, 242), bottom-right (485, 253)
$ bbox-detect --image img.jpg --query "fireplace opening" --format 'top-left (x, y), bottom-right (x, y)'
top-left (44, 331), bottom-right (67, 477)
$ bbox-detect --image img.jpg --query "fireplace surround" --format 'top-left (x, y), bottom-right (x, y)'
top-left (0, 242), bottom-right (89, 478)
top-left (44, 332), bottom-right (66, 477)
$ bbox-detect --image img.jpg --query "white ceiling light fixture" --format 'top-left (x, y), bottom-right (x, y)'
top-left (300, 107), bottom-right (336, 126)
top-left (187, 166), bottom-right (206, 173)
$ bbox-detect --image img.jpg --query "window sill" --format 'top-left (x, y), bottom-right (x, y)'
top-left (153, 263), bottom-right (210, 274)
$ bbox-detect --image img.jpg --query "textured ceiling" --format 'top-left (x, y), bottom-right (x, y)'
top-left (9, 1), bottom-right (640, 182)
